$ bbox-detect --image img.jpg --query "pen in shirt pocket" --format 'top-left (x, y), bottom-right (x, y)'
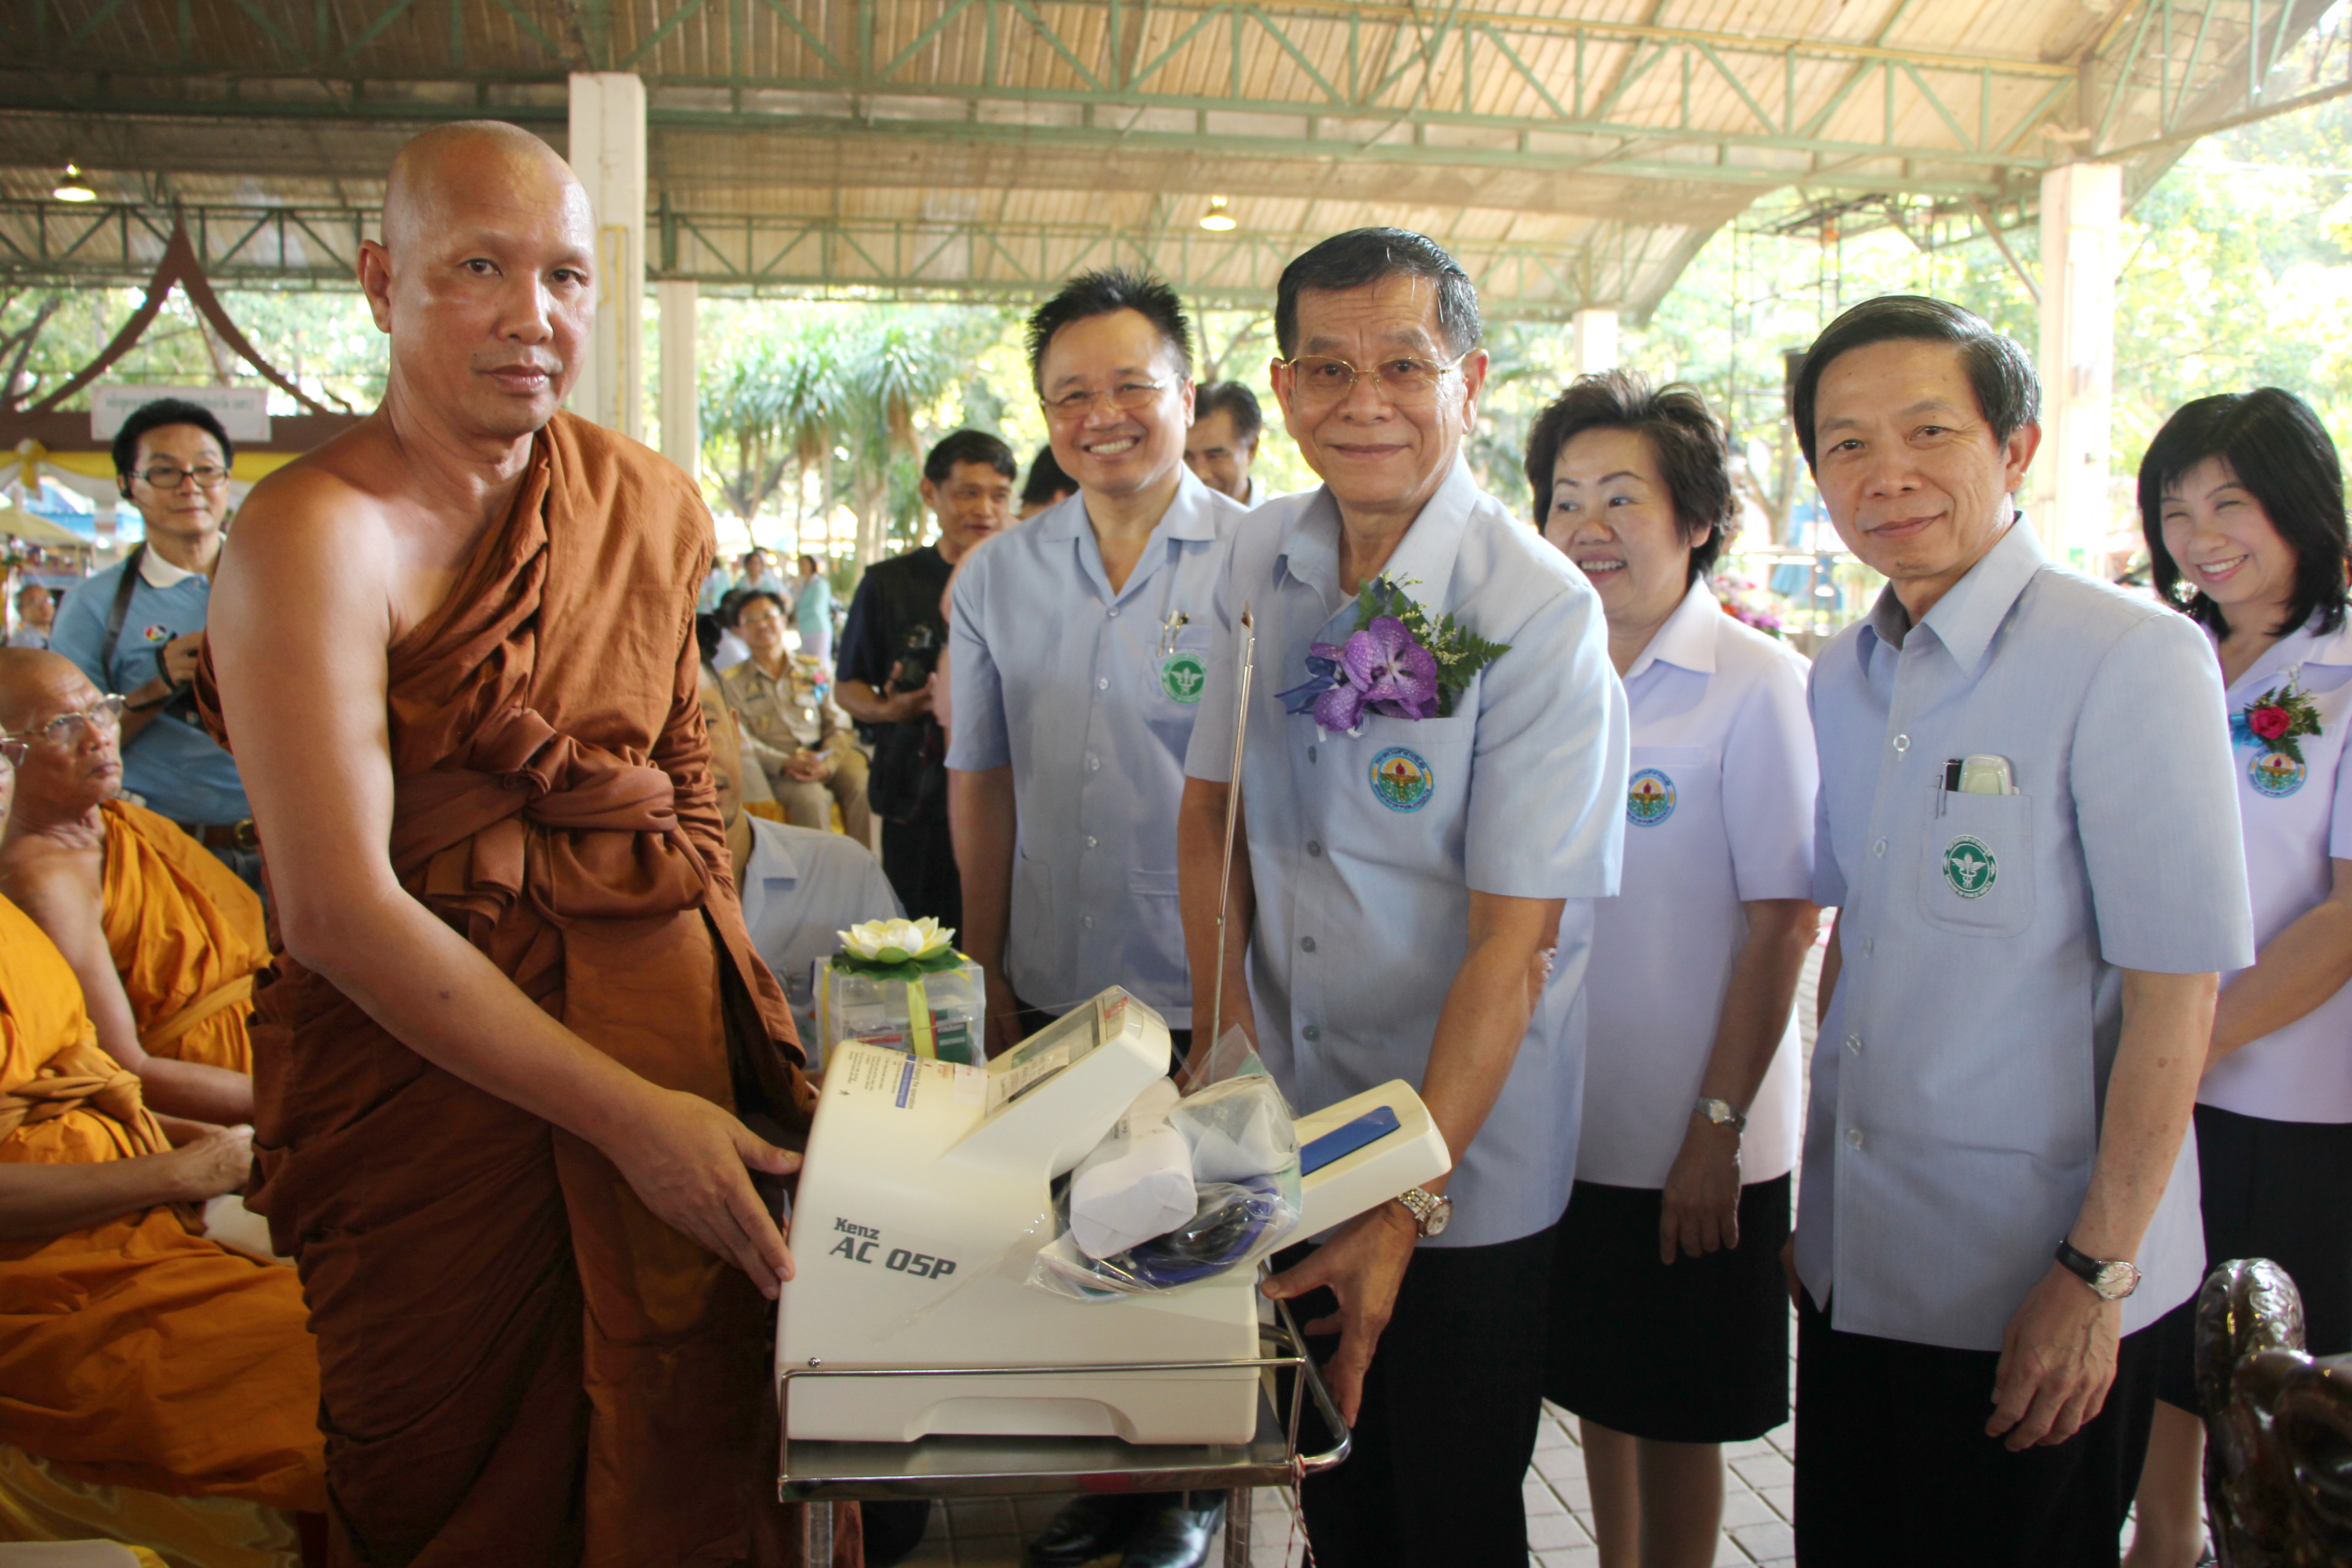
top-left (1939, 755), bottom-right (2018, 813)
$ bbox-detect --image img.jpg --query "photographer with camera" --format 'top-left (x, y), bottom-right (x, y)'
top-left (835, 430), bottom-right (1016, 929)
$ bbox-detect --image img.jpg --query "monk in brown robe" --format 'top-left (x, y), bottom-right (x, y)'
top-left (0, 751), bottom-right (323, 1539)
top-left (0, 650), bottom-right (258, 1124)
top-left (196, 121), bottom-right (848, 1567)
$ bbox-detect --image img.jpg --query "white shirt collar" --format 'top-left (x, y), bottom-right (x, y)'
top-left (1625, 578), bottom-right (1725, 681)
top-left (137, 545), bottom-right (199, 589)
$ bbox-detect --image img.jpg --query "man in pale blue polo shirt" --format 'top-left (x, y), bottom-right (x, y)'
top-left (947, 270), bottom-right (1246, 1568)
top-left (1791, 296), bottom-right (2254, 1566)
top-left (50, 398), bottom-right (254, 885)
top-left (1179, 229), bottom-right (1626, 1567)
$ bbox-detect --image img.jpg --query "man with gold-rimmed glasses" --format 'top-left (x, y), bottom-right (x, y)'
top-left (1179, 228), bottom-right (1627, 1566)
top-left (50, 397), bottom-right (254, 886)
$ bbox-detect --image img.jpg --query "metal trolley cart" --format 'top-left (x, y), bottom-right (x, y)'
top-left (780, 1297), bottom-right (1351, 1568)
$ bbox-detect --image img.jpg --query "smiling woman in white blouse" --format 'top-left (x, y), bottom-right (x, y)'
top-left (2127, 388), bottom-right (2352, 1568)
top-left (1529, 372), bottom-right (1822, 1568)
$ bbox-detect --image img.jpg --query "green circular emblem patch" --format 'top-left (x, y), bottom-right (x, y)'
top-left (1160, 651), bottom-right (1208, 704)
top-left (1942, 835), bottom-right (1997, 900)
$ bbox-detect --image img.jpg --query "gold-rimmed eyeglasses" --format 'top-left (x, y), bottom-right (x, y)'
top-left (1042, 380), bottom-right (1171, 421)
top-left (0, 693), bottom-right (127, 764)
top-left (1275, 353), bottom-right (1468, 407)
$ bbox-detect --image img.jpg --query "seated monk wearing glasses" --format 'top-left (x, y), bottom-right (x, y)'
top-left (0, 740), bottom-right (323, 1560)
top-left (0, 650), bottom-right (264, 1126)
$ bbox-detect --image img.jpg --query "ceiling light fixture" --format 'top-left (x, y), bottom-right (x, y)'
top-left (1198, 195), bottom-right (1236, 232)
top-left (51, 164), bottom-right (96, 203)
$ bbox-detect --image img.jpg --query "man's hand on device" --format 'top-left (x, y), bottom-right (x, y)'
top-left (1261, 1199), bottom-right (1419, 1425)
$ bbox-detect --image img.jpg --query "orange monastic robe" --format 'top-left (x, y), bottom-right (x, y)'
top-left (100, 798), bottom-right (268, 1074)
top-left (0, 894), bottom-right (323, 1512)
top-left (198, 412), bottom-right (825, 1568)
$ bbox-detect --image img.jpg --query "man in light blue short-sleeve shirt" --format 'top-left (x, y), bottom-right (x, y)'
top-left (1180, 229), bottom-right (1625, 1568)
top-left (1788, 295), bottom-right (2254, 1568)
top-left (947, 270), bottom-right (1245, 1065)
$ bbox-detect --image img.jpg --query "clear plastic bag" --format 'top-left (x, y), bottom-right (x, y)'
top-left (1027, 1054), bottom-right (1304, 1302)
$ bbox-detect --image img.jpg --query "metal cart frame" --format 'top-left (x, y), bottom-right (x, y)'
top-left (779, 1296), bottom-right (1349, 1568)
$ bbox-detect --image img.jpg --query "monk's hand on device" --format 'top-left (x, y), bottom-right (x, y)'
top-left (607, 1087), bottom-right (803, 1299)
top-left (1658, 1117), bottom-right (1742, 1264)
top-left (1261, 1200), bottom-right (1419, 1426)
top-left (1985, 1263), bottom-right (2120, 1451)
top-left (167, 1123), bottom-right (255, 1203)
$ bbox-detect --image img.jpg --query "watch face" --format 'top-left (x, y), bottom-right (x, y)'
top-left (2094, 1262), bottom-right (2141, 1300)
top-left (1424, 1196), bottom-right (1453, 1237)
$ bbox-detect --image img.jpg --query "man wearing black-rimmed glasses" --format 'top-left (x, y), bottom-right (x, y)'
top-left (49, 397), bottom-right (255, 886)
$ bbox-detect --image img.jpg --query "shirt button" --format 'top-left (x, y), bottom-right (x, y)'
top-left (1302, 1025), bottom-right (1321, 1042)
top-left (1872, 838), bottom-right (1887, 857)
top-left (1859, 936), bottom-right (1873, 956)
top-left (1846, 1128), bottom-right (1865, 1150)
top-left (1097, 677), bottom-right (1109, 691)
top-left (1085, 836), bottom-right (1098, 849)
top-left (1844, 1034), bottom-right (1862, 1055)
top-left (1307, 841), bottom-right (1323, 858)
top-left (1892, 734), bottom-right (1910, 754)
top-left (1088, 757), bottom-right (1100, 771)
top-left (1300, 936), bottom-right (1317, 953)
top-left (1082, 915), bottom-right (1095, 929)
top-left (1107, 607), bottom-right (1120, 618)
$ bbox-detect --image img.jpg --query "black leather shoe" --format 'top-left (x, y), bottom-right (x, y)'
top-left (1118, 1495), bottom-right (1225, 1568)
top-left (1024, 1493), bottom-right (1145, 1567)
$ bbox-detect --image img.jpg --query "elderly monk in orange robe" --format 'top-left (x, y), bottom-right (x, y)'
top-left (0, 750), bottom-right (323, 1542)
top-left (196, 121), bottom-right (847, 1568)
top-left (0, 650), bottom-right (264, 1128)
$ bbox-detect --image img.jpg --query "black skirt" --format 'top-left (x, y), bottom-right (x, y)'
top-left (1544, 1174), bottom-right (1792, 1444)
top-left (2152, 1102), bottom-right (2352, 1412)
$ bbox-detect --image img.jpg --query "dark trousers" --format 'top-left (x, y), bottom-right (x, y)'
top-left (1794, 1291), bottom-right (2158, 1567)
top-left (2153, 1102), bottom-right (2352, 1410)
top-left (1281, 1225), bottom-right (1553, 1568)
top-left (880, 808), bottom-right (960, 934)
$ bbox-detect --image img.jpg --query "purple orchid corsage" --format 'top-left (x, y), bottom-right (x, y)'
top-left (1277, 617), bottom-right (1440, 730)
top-left (1274, 577), bottom-right (1508, 733)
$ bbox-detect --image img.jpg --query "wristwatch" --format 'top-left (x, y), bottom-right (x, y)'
top-left (1693, 1097), bottom-right (1746, 1132)
top-left (2055, 1238), bottom-right (2142, 1301)
top-left (1393, 1187), bottom-right (1454, 1239)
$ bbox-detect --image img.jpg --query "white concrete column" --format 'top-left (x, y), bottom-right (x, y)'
top-left (1573, 307), bottom-right (1619, 375)
top-left (2034, 161), bottom-right (2122, 564)
top-left (567, 72), bottom-right (647, 440)
top-left (657, 280), bottom-right (699, 480)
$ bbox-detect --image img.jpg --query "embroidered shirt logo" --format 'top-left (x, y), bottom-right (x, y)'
top-left (1627, 768), bottom-right (1677, 827)
top-left (2249, 750), bottom-right (2308, 798)
top-left (1942, 835), bottom-right (1997, 900)
top-left (1159, 651), bottom-right (1208, 705)
top-left (1368, 746), bottom-right (1435, 813)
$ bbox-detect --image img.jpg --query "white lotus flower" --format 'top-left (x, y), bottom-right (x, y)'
top-left (838, 916), bottom-right (956, 963)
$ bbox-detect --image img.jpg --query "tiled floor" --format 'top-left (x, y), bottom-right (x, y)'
top-left (883, 1398), bottom-right (1797, 1566)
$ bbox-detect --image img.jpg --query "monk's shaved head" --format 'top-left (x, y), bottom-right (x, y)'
top-left (360, 118), bottom-right (598, 442)
top-left (0, 648), bottom-right (98, 732)
top-left (382, 121), bottom-right (585, 256)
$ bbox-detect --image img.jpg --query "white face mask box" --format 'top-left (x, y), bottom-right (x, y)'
top-left (776, 988), bottom-right (1448, 1446)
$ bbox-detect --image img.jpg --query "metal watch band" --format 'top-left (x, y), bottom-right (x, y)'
top-left (1695, 1097), bottom-right (1746, 1132)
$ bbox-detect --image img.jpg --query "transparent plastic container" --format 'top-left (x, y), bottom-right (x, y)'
top-left (815, 955), bottom-right (985, 1068)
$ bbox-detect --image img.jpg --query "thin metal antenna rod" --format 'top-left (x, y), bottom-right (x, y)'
top-left (1204, 603), bottom-right (1254, 1070)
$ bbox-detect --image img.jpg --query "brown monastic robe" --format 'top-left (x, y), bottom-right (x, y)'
top-left (199, 412), bottom-right (836, 1567)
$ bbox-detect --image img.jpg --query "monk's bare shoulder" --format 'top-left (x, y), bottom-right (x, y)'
top-left (0, 831), bottom-right (101, 941)
top-left (216, 424), bottom-right (405, 642)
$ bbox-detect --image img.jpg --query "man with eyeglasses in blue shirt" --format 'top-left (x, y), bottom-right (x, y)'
top-left (50, 399), bottom-right (255, 886)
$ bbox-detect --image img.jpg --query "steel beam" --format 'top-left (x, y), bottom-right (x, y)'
top-left (0, 198), bottom-right (1678, 320)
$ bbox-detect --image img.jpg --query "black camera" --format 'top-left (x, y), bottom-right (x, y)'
top-left (889, 623), bottom-right (945, 694)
